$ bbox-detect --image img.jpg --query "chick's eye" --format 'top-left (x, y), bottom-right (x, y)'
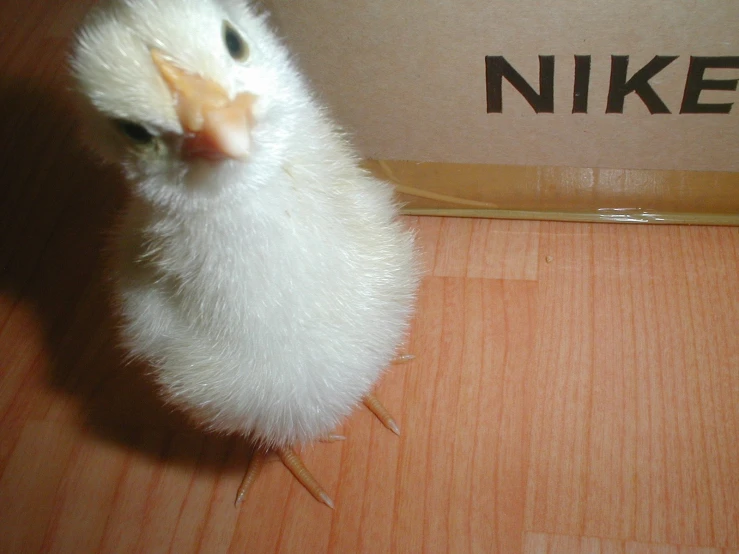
top-left (223, 22), bottom-right (248, 61)
top-left (114, 120), bottom-right (154, 144)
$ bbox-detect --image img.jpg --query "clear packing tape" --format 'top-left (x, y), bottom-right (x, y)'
top-left (364, 160), bottom-right (739, 226)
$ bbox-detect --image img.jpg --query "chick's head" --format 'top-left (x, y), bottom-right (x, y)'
top-left (70, 0), bottom-right (303, 194)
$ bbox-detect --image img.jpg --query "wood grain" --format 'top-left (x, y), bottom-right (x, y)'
top-left (1, 2), bottom-right (739, 553)
top-left (423, 216), bottom-right (540, 280)
top-left (523, 532), bottom-right (739, 554)
top-left (525, 224), bottom-right (739, 548)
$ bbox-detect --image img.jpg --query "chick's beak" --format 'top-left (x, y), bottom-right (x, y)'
top-left (151, 49), bottom-right (255, 161)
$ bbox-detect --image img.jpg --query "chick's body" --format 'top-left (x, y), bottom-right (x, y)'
top-left (71, 0), bottom-right (419, 451)
top-left (118, 132), bottom-right (417, 448)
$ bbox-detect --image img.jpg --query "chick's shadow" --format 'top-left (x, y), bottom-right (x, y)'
top-left (0, 78), bottom-right (248, 473)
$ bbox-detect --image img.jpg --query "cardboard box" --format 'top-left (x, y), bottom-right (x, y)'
top-left (263, 0), bottom-right (739, 224)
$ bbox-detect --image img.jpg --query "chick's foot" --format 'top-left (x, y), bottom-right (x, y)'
top-left (392, 353), bottom-right (415, 364)
top-left (235, 450), bottom-right (266, 506)
top-left (234, 380), bottom-right (409, 509)
top-left (363, 393), bottom-right (400, 435)
top-left (363, 352), bottom-right (414, 433)
top-left (235, 447), bottom-right (335, 509)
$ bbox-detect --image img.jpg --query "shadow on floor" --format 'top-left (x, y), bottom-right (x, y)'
top-left (0, 76), bottom-right (250, 475)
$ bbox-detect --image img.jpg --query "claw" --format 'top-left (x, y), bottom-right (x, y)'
top-left (277, 447), bottom-right (335, 509)
top-left (392, 353), bottom-right (415, 364)
top-left (363, 393), bottom-right (400, 435)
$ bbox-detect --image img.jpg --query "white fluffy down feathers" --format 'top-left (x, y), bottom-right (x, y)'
top-left (70, 0), bottom-right (420, 448)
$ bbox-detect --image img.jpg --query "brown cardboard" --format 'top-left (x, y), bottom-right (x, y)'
top-left (263, 0), bottom-right (739, 173)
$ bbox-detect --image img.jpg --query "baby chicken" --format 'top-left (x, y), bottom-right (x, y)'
top-left (70, 0), bottom-right (419, 508)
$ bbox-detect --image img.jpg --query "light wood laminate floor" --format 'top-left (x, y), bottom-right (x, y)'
top-left (1, 1), bottom-right (738, 552)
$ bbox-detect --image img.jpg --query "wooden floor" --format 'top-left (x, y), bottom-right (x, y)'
top-left (1, 1), bottom-right (739, 553)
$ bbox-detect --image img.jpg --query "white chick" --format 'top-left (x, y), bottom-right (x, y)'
top-left (70, 0), bottom-right (419, 508)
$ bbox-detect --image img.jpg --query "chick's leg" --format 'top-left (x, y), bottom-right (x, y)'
top-left (235, 447), bottom-right (335, 509)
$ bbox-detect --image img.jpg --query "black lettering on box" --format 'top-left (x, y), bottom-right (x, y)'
top-left (606, 55), bottom-right (678, 114)
top-left (572, 55), bottom-right (591, 113)
top-left (485, 55), bottom-right (555, 113)
top-left (680, 56), bottom-right (739, 114)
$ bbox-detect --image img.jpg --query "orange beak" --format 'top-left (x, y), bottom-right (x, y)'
top-left (151, 49), bottom-right (255, 161)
